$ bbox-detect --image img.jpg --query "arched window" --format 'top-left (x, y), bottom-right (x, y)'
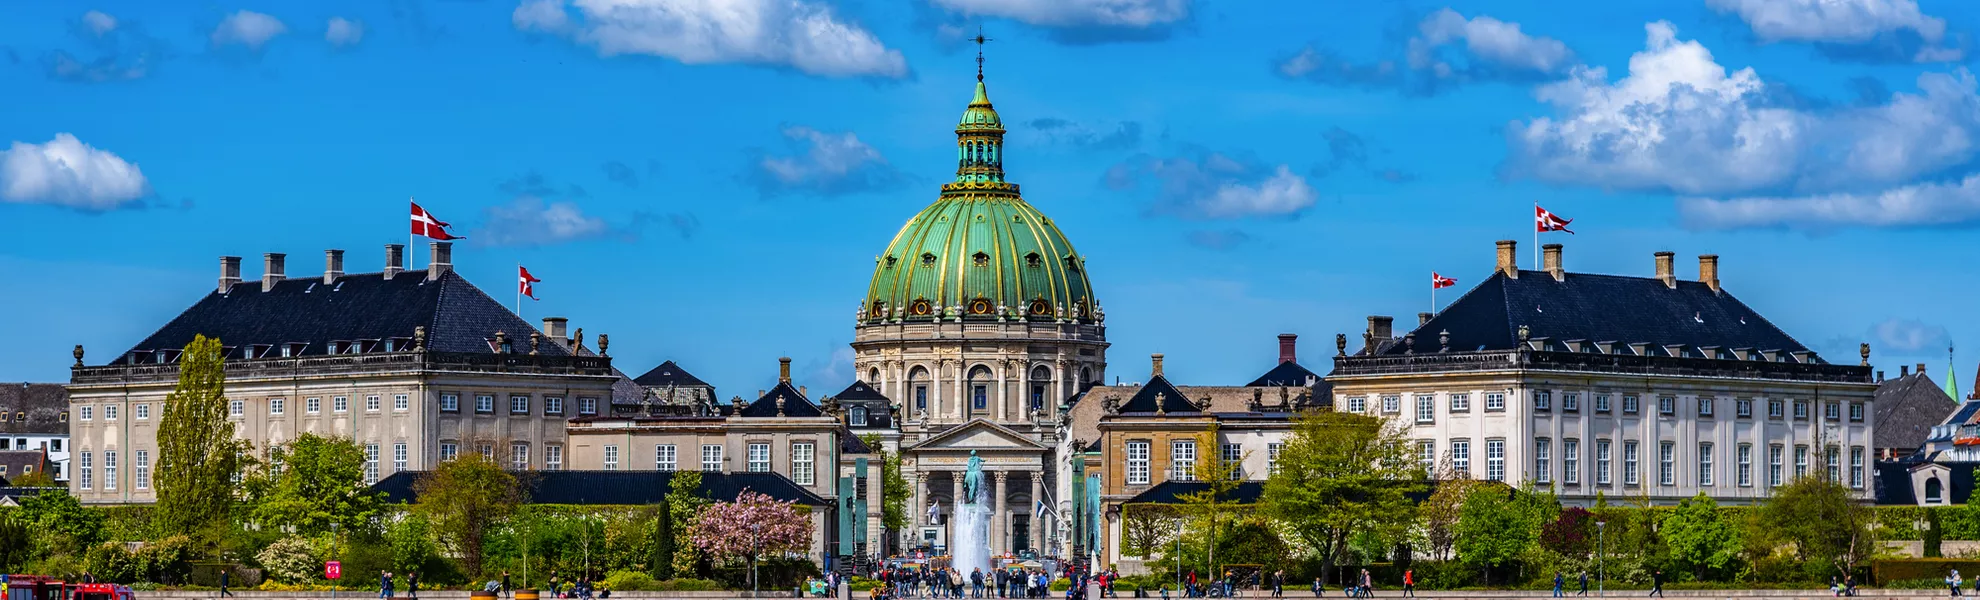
top-left (1029, 365), bottom-right (1052, 412)
top-left (1079, 367), bottom-right (1094, 388)
top-left (968, 365), bottom-right (993, 413)
top-left (867, 368), bottom-right (881, 384)
top-left (909, 366), bottom-right (931, 413)
top-left (1928, 477), bottom-right (1945, 504)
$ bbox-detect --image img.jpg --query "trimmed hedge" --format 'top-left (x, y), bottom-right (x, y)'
top-left (1873, 559), bottom-right (1980, 583)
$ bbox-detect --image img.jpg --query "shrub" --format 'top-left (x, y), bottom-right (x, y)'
top-left (656, 578), bottom-right (721, 591)
top-left (256, 537), bottom-right (320, 584)
top-left (602, 570), bottom-right (658, 591)
top-left (849, 577), bottom-right (879, 591)
top-left (1873, 559), bottom-right (1980, 584)
top-left (85, 542), bottom-right (142, 583)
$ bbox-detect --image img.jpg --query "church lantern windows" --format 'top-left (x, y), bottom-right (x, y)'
top-left (921, 252), bottom-right (938, 266)
top-left (1025, 252), bottom-right (1041, 268)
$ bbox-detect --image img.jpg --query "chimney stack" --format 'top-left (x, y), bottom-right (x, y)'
top-left (1699, 254), bottom-right (1720, 293)
top-left (1418, 312), bottom-right (1433, 326)
top-left (262, 253), bottom-right (286, 292)
top-left (219, 256), bottom-right (242, 293)
top-left (1151, 353), bottom-right (1165, 377)
top-left (384, 244), bottom-right (405, 279)
top-left (324, 249), bottom-right (344, 284)
top-left (1277, 333), bottom-right (1298, 364)
top-left (1918, 362), bottom-right (1928, 375)
top-left (1877, 370), bottom-right (1885, 382)
top-left (1654, 251), bottom-right (1676, 288)
top-left (1368, 315), bottom-right (1394, 341)
top-left (1495, 240), bottom-right (1518, 279)
top-left (427, 242), bottom-right (453, 281)
top-left (778, 356), bottom-right (792, 383)
top-left (542, 317), bottom-right (569, 344)
top-left (1543, 244), bottom-right (1564, 281)
top-left (1901, 365), bottom-right (1910, 377)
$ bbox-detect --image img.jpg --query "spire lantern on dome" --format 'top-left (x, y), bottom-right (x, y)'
top-left (952, 29), bottom-right (1009, 189)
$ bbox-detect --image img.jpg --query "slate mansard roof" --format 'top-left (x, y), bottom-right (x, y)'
top-left (1874, 372), bottom-right (1959, 452)
top-left (116, 269), bottom-right (565, 363)
top-left (632, 360), bottom-right (710, 388)
top-left (834, 381), bottom-right (895, 429)
top-left (0, 383), bottom-right (69, 435)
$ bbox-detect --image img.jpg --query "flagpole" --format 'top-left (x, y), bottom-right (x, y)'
top-left (1532, 200), bottom-right (1539, 270)
top-left (410, 196), bottom-right (419, 270)
top-left (516, 262), bottom-right (522, 316)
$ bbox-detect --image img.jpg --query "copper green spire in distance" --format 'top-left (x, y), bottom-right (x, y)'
top-left (1950, 342), bottom-right (1963, 400)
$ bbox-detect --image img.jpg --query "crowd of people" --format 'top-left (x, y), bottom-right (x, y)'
top-left (869, 564), bottom-right (1058, 600)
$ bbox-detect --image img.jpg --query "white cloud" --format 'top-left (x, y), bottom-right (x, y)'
top-left (211, 10), bottom-right (287, 50)
top-left (475, 197), bottom-right (615, 247)
top-left (0, 133), bottom-right (150, 211)
top-left (1201, 165), bottom-right (1316, 219)
top-left (1410, 8), bottom-right (1574, 76)
top-left (325, 17), bottom-right (365, 47)
top-left (752, 126), bottom-right (903, 195)
top-left (1870, 318), bottom-right (1951, 353)
top-left (928, 0), bottom-right (1188, 29)
top-left (1109, 151), bottom-right (1316, 219)
top-left (1278, 9), bottom-right (1571, 93)
top-left (1707, 0), bottom-right (1948, 48)
top-left (1680, 172), bottom-right (1980, 229)
top-left (512, 0), bottom-right (908, 79)
top-left (82, 10), bottom-right (117, 35)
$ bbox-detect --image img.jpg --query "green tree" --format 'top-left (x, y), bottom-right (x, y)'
top-left (664, 468), bottom-right (708, 577)
top-left (0, 509), bottom-right (32, 572)
top-left (1178, 423), bottom-right (1246, 575)
top-left (1453, 487), bottom-right (1546, 584)
top-left (862, 434), bottom-right (912, 539)
top-left (1760, 473), bottom-right (1875, 578)
top-left (10, 470), bottom-right (57, 488)
top-left (1261, 411), bottom-right (1423, 582)
top-left (252, 433), bottom-right (382, 536)
top-left (413, 452), bottom-right (523, 577)
top-left (154, 335), bottom-right (244, 544)
top-left (18, 489), bottom-right (106, 554)
top-left (1660, 493), bottom-right (1741, 581)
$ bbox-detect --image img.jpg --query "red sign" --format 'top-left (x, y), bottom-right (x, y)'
top-left (326, 561), bottom-right (342, 580)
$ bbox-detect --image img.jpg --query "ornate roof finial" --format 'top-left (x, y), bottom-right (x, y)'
top-left (973, 26), bottom-right (992, 83)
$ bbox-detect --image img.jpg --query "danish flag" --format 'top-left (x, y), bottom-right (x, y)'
top-left (1535, 205), bottom-right (1575, 234)
top-left (411, 200), bottom-right (463, 240)
top-left (1432, 272), bottom-right (1457, 289)
top-left (519, 266), bottom-right (541, 300)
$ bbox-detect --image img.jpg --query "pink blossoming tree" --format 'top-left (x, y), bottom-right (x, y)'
top-left (690, 489), bottom-right (813, 590)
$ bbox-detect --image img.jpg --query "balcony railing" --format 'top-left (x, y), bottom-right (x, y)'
top-left (1332, 349), bottom-right (1871, 384)
top-left (71, 350), bottom-right (614, 385)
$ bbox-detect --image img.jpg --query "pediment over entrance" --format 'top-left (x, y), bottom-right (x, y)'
top-left (907, 418), bottom-right (1047, 451)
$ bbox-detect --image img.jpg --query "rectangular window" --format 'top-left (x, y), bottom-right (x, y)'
top-left (1381, 395), bottom-right (1401, 413)
top-left (972, 385), bottom-right (987, 410)
top-left (1486, 393), bottom-right (1506, 411)
top-left (1794, 401), bottom-right (1808, 420)
top-left (1826, 446), bottom-right (1841, 482)
top-left (1622, 395), bottom-right (1639, 414)
top-left (604, 445), bottom-right (620, 471)
top-left (1736, 398), bottom-right (1752, 418)
top-left (579, 397), bottom-right (598, 416)
top-left (307, 397), bottom-right (321, 414)
top-left (366, 395), bottom-right (380, 412)
top-left (1221, 443), bottom-right (1243, 480)
top-left (850, 406), bottom-right (869, 427)
top-left (1697, 397), bottom-right (1713, 417)
top-left (1659, 441), bottom-right (1675, 486)
top-left (1347, 396), bottom-right (1366, 413)
top-left (1850, 446), bottom-right (1865, 489)
top-left (79, 451), bottom-right (92, 490)
top-left (511, 395), bottom-right (530, 415)
top-left (1769, 399), bottom-right (1784, 418)
top-left (478, 444), bottom-right (493, 460)
top-left (1450, 393), bottom-right (1470, 412)
top-left (1485, 439), bottom-right (1506, 481)
top-left (1563, 392), bottom-right (1580, 412)
top-left (545, 445), bottom-right (563, 471)
top-left (792, 442), bottom-right (815, 486)
top-left (1416, 395), bottom-right (1434, 423)
top-left (1737, 444), bottom-right (1753, 487)
top-left (656, 444), bottom-right (677, 472)
top-left (748, 442), bottom-right (771, 472)
top-left (393, 442), bottom-right (408, 473)
top-left (1268, 443), bottom-right (1283, 475)
top-left (80, 406), bottom-right (92, 421)
top-left (1769, 445), bottom-right (1784, 486)
top-left (1698, 442), bottom-right (1714, 486)
top-left (440, 442), bottom-right (458, 462)
top-left (1594, 394), bottom-right (1611, 412)
top-left (105, 405), bottom-right (118, 420)
top-left (135, 403), bottom-right (149, 420)
top-left (229, 400), bottom-right (244, 417)
top-left (1451, 440), bottom-right (1471, 475)
top-left (1534, 390), bottom-right (1551, 411)
top-left (1795, 445), bottom-right (1809, 479)
top-left (1126, 441), bottom-right (1151, 485)
top-left (104, 450), bottom-right (117, 490)
top-left (1850, 402), bottom-right (1864, 422)
top-left (1596, 439), bottom-right (1612, 485)
top-left (702, 445), bottom-right (723, 472)
top-left (134, 450), bottom-right (150, 490)
top-left (476, 395), bottom-right (494, 413)
top-left (440, 394), bottom-right (458, 412)
top-left (1563, 439), bottom-right (1580, 485)
top-left (1171, 440), bottom-right (1197, 481)
top-left (1624, 441), bottom-right (1640, 485)
top-left (914, 385), bottom-right (928, 411)
top-left (512, 443), bottom-right (530, 470)
top-left (333, 396), bottom-right (348, 413)
top-left (1826, 402), bottom-right (1842, 421)
top-left (391, 394), bottom-right (408, 411)
top-left (1418, 440), bottom-right (1436, 474)
top-left (1534, 439), bottom-right (1551, 484)
top-left (364, 444), bottom-right (379, 484)
top-left (545, 396), bottom-right (564, 415)
top-left (1657, 396), bottom-right (1675, 416)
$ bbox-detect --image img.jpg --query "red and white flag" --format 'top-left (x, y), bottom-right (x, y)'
top-left (518, 266), bottom-right (541, 300)
top-left (411, 200), bottom-right (463, 240)
top-left (1432, 272), bottom-right (1457, 289)
top-left (1535, 205), bottom-right (1575, 234)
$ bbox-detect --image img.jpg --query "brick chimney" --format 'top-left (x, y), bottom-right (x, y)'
top-left (427, 242), bottom-right (452, 281)
top-left (262, 253), bottom-right (286, 292)
top-left (324, 249), bottom-right (344, 284)
top-left (1369, 315), bottom-right (1394, 341)
top-left (1918, 362), bottom-right (1928, 376)
top-left (1418, 312), bottom-right (1433, 326)
top-left (542, 317), bottom-right (569, 345)
top-left (1151, 353), bottom-right (1165, 377)
top-left (1699, 254), bottom-right (1720, 294)
top-left (778, 356), bottom-right (792, 383)
top-left (384, 244), bottom-right (404, 279)
top-left (1495, 240), bottom-right (1518, 279)
top-left (219, 256), bottom-right (242, 293)
top-left (1277, 334), bottom-right (1298, 364)
top-left (1654, 251), bottom-right (1676, 288)
top-left (1542, 244), bottom-right (1564, 282)
top-left (1901, 365), bottom-right (1910, 377)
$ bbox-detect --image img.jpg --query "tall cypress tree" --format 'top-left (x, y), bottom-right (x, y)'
top-left (154, 335), bottom-right (243, 544)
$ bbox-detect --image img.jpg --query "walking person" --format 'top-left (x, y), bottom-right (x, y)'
top-left (1577, 571), bottom-right (1588, 597)
top-left (1647, 570), bottom-right (1664, 598)
top-left (1955, 569), bottom-right (1967, 598)
top-left (380, 572), bottom-right (395, 600)
top-left (220, 568), bottom-right (234, 598)
top-left (1400, 568), bottom-right (1414, 598)
top-left (1553, 572), bottom-right (1564, 598)
top-left (1272, 570), bottom-right (1284, 598)
top-left (1359, 570), bottom-right (1371, 599)
top-left (500, 571), bottom-right (510, 599)
top-left (409, 572), bottom-right (420, 600)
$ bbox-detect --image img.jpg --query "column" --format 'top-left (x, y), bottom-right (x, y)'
top-left (992, 471), bottom-right (1008, 555)
top-left (1027, 471), bottom-right (1041, 553)
top-left (910, 471), bottom-right (924, 527)
top-left (951, 360), bottom-right (966, 422)
top-left (949, 471), bottom-right (963, 541)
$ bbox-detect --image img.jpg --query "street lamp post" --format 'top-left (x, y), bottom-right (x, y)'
top-left (1595, 521), bottom-right (1606, 597)
top-left (752, 523), bottom-right (765, 595)
top-left (1174, 521), bottom-right (1184, 589)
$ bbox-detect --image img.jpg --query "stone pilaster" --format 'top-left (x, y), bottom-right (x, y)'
top-left (992, 471), bottom-right (1008, 555)
top-left (1026, 471), bottom-right (1041, 553)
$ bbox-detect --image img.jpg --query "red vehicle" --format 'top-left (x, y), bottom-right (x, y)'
top-left (65, 584), bottom-right (132, 600)
top-left (4, 575), bottom-right (69, 600)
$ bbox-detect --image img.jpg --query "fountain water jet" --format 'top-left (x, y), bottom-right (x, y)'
top-left (951, 450), bottom-right (994, 576)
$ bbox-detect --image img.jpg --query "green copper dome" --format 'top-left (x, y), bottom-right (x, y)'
top-left (861, 78), bottom-right (1099, 324)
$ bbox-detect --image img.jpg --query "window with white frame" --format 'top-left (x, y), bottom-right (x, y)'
top-left (511, 395), bottom-right (530, 414)
top-left (1382, 395), bottom-right (1401, 413)
top-left (365, 444), bottom-right (379, 484)
top-left (545, 396), bottom-right (564, 415)
top-left (1697, 397), bottom-right (1712, 417)
top-left (1485, 439), bottom-right (1505, 481)
top-left (545, 445), bottom-right (563, 471)
top-left (333, 396), bottom-right (348, 413)
top-left (656, 444), bottom-right (677, 472)
top-left (80, 406), bottom-right (92, 421)
top-left (395, 394), bottom-right (409, 411)
top-left (1347, 396), bottom-right (1366, 413)
top-left (1736, 398), bottom-right (1752, 418)
top-left (476, 395), bottom-right (494, 413)
top-left (394, 442), bottom-right (408, 473)
top-left (579, 397), bottom-right (598, 416)
top-left (1850, 446), bottom-right (1865, 488)
top-left (748, 443), bottom-right (771, 472)
top-left (1127, 441), bottom-right (1151, 484)
top-left (1418, 440), bottom-right (1435, 474)
top-left (133, 403), bottom-right (149, 420)
top-left (478, 444), bottom-right (493, 460)
top-left (1268, 442), bottom-right (1283, 475)
top-left (1793, 401), bottom-right (1809, 420)
top-left (1825, 402), bottom-right (1841, 421)
top-left (1534, 439), bottom-right (1552, 483)
top-left (850, 406), bottom-right (868, 427)
top-left (439, 394), bottom-right (457, 412)
top-left (1826, 446), bottom-right (1841, 482)
top-left (1769, 444), bottom-right (1784, 486)
top-left (307, 397), bottom-right (321, 414)
top-left (1623, 441), bottom-right (1640, 485)
top-left (604, 445), bottom-right (619, 470)
top-left (1563, 392), bottom-right (1580, 412)
top-left (1768, 399), bottom-right (1784, 419)
top-left (702, 445), bottom-right (723, 471)
top-left (1221, 443), bottom-right (1243, 480)
top-left (134, 450), bottom-right (149, 490)
top-left (1451, 439), bottom-right (1471, 475)
top-left (1659, 442), bottom-right (1675, 486)
top-left (792, 442), bottom-right (815, 485)
top-left (1415, 395), bottom-right (1434, 423)
top-left (229, 400), bottom-right (244, 417)
top-left (104, 404), bottom-right (117, 420)
top-left (104, 450), bottom-right (117, 490)
top-left (79, 451), bottom-right (92, 490)
top-left (1534, 390), bottom-right (1551, 411)
top-left (1486, 393), bottom-right (1506, 411)
top-left (1657, 396), bottom-right (1675, 416)
top-left (366, 395), bottom-right (380, 411)
top-left (1794, 445), bottom-right (1809, 479)
top-left (1450, 393), bottom-right (1470, 412)
top-left (440, 442), bottom-right (458, 462)
top-left (1596, 439), bottom-right (1612, 485)
top-left (1737, 444), bottom-right (1752, 487)
top-left (1594, 394), bottom-right (1611, 412)
top-left (1622, 395), bottom-right (1639, 414)
top-left (1850, 403), bottom-right (1864, 422)
top-left (1563, 439), bottom-right (1580, 484)
top-left (512, 443), bottom-right (530, 470)
top-left (1698, 442), bottom-right (1713, 486)
top-left (1171, 440), bottom-right (1197, 481)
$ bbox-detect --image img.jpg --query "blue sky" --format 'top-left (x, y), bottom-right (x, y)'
top-left (3, 0), bottom-right (1977, 397)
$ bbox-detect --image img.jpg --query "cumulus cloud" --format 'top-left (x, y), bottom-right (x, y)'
top-left (512, 0), bottom-right (908, 79)
top-left (211, 10), bottom-right (287, 50)
top-left (927, 0), bottom-right (1188, 41)
top-left (0, 133), bottom-right (150, 211)
top-left (474, 197), bottom-right (620, 247)
top-left (82, 10), bottom-right (117, 35)
top-left (1679, 173), bottom-right (1980, 230)
top-left (1870, 318), bottom-right (1952, 353)
top-left (1107, 150), bottom-right (1317, 220)
top-left (1278, 8), bottom-right (1573, 94)
top-left (1028, 118), bottom-right (1143, 150)
top-left (1508, 21), bottom-right (1980, 228)
top-left (749, 126), bottom-right (905, 196)
top-left (326, 17), bottom-right (365, 47)
top-left (1708, 0), bottom-right (1961, 62)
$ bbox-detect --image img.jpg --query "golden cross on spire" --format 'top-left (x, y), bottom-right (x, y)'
top-left (973, 26), bottom-right (992, 82)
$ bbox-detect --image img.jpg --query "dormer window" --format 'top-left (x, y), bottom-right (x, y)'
top-left (973, 252), bottom-right (989, 267)
top-left (885, 255), bottom-right (898, 268)
top-left (1025, 252), bottom-right (1041, 268)
top-left (850, 405), bottom-right (869, 427)
top-left (922, 253), bottom-right (938, 266)
top-left (870, 301), bottom-right (887, 318)
top-left (1064, 255), bottom-right (1081, 272)
top-left (910, 298), bottom-right (933, 316)
top-left (1028, 298), bottom-right (1051, 316)
top-left (968, 297), bottom-right (993, 315)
